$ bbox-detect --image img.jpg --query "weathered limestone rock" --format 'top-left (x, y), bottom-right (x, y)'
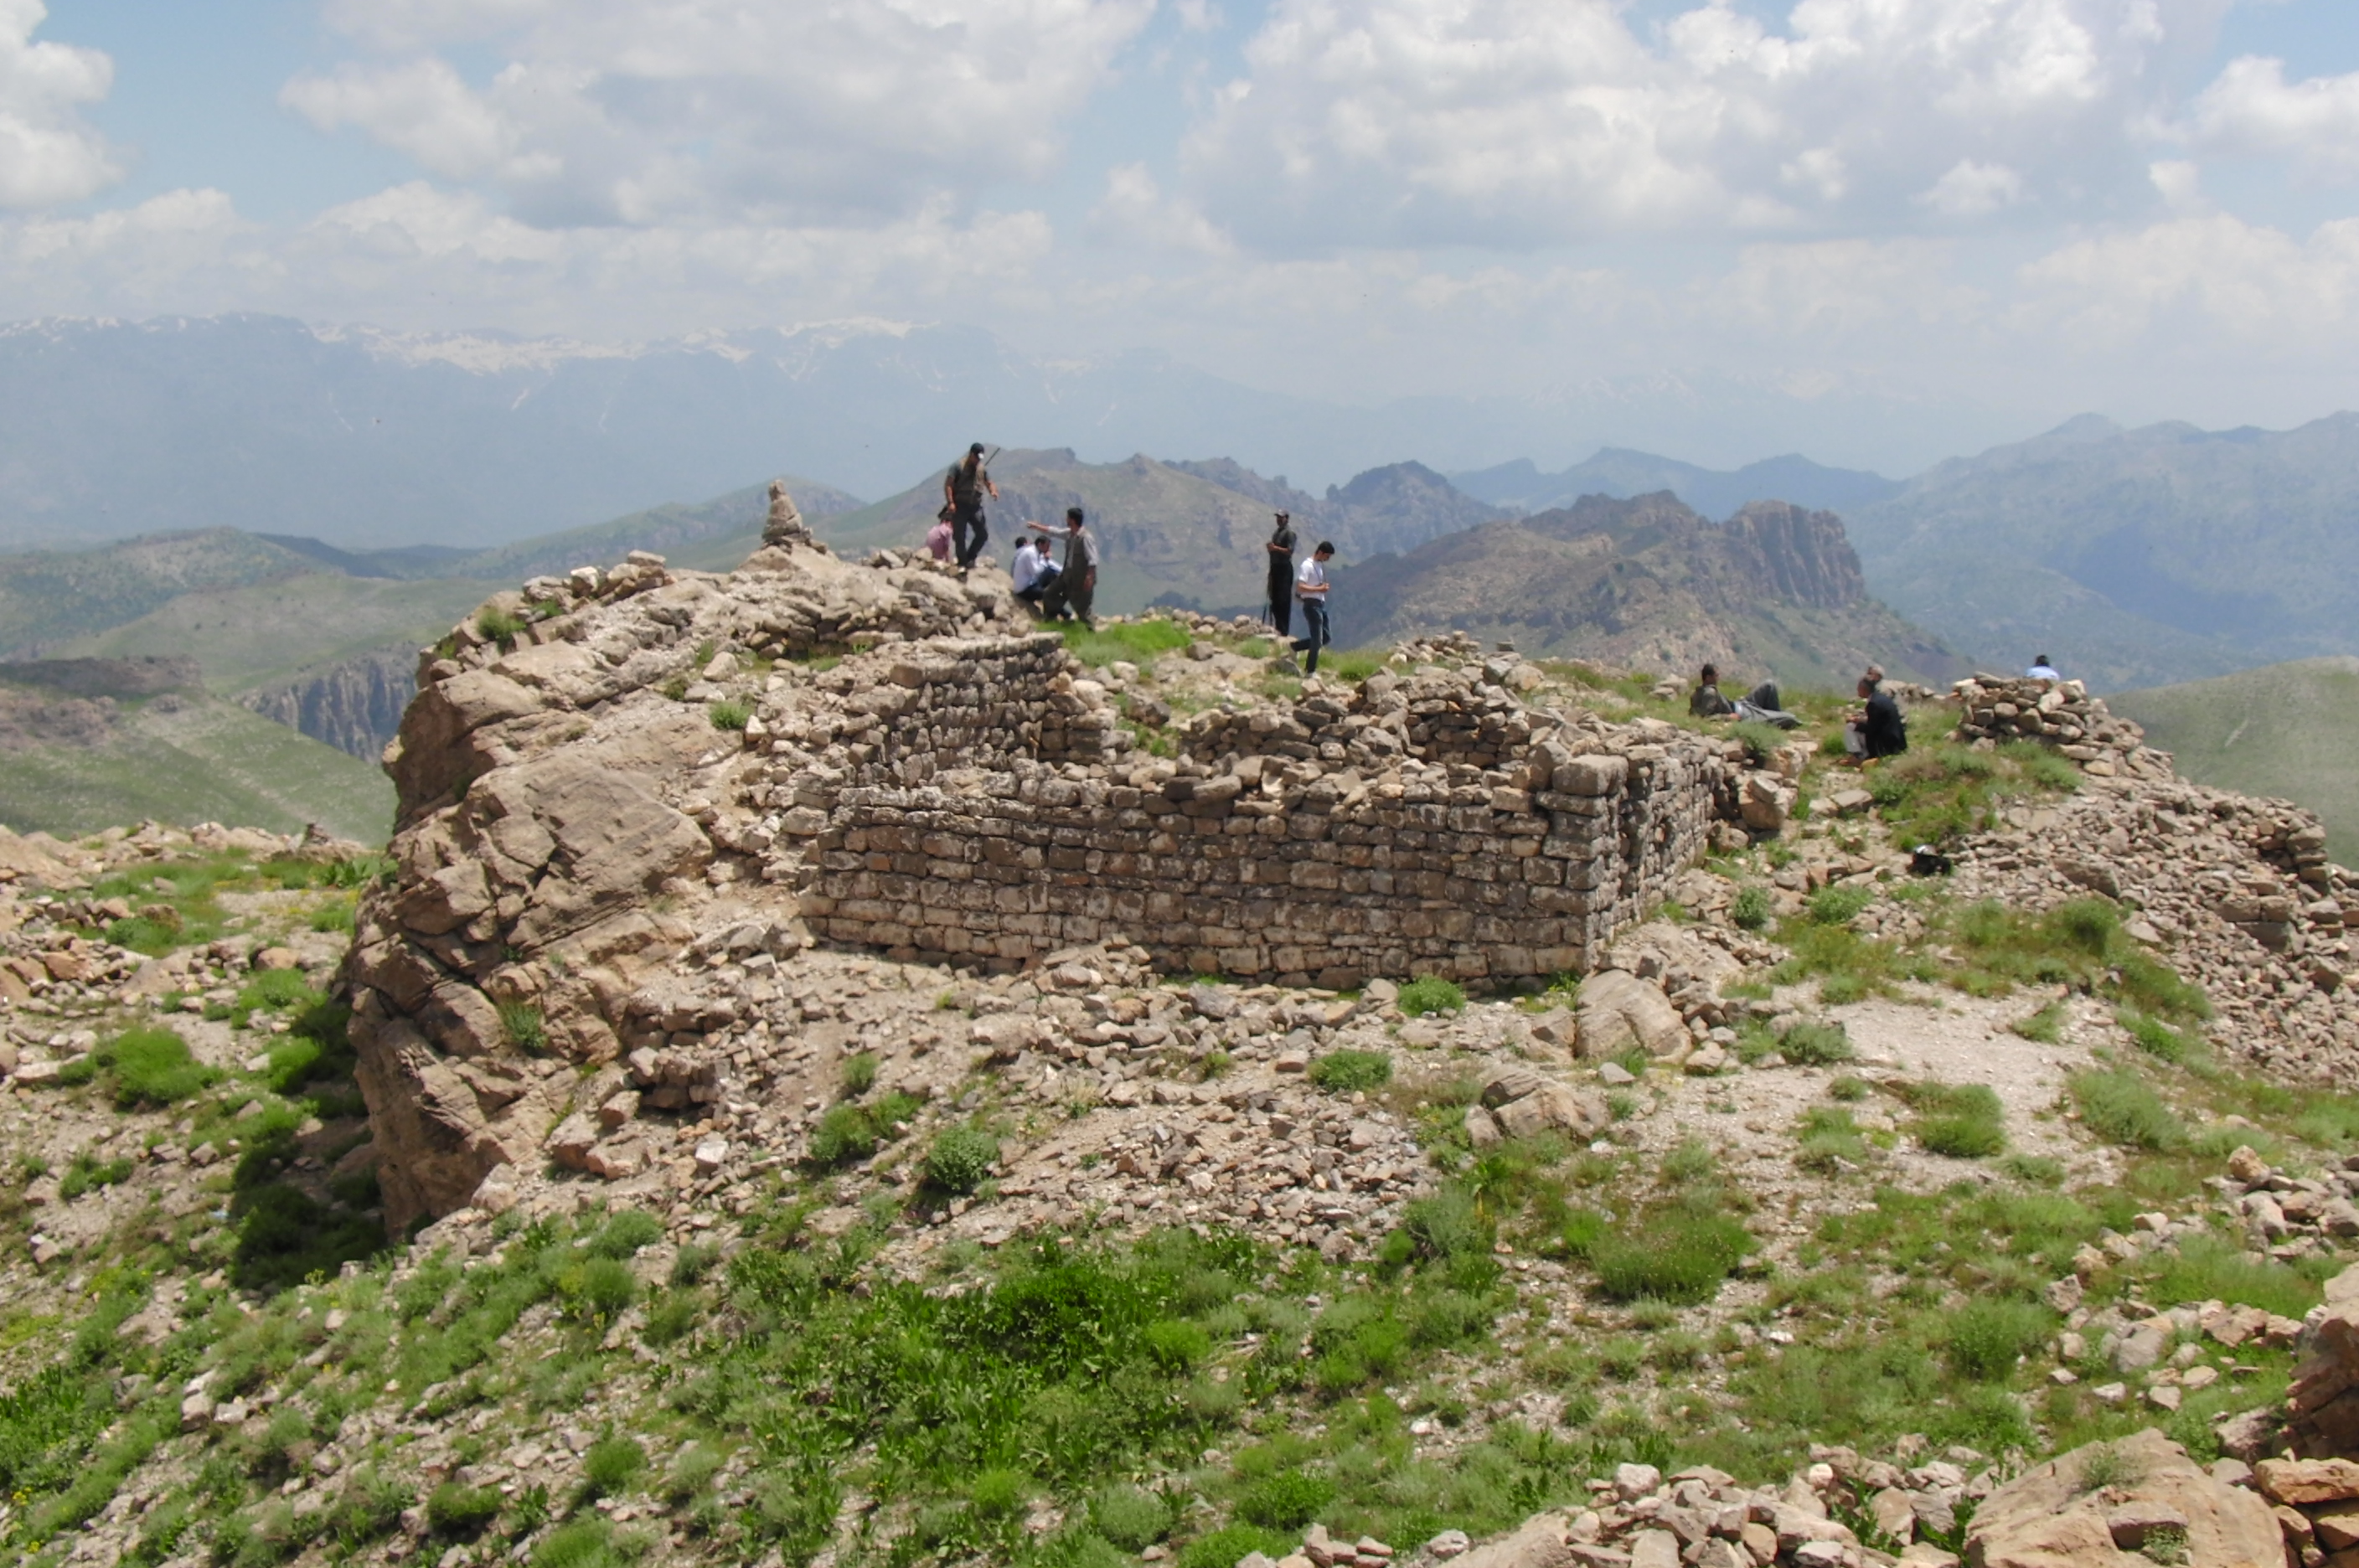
top-left (1575, 970), bottom-right (1689, 1060)
top-left (1966, 1428), bottom-right (2282, 1568)
top-left (2286, 1263), bottom-right (2359, 1457)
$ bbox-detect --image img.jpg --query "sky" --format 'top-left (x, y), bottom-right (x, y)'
top-left (0, 0), bottom-right (2354, 475)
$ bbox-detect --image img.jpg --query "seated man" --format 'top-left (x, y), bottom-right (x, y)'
top-left (1843, 673), bottom-right (1908, 761)
top-left (1010, 534), bottom-right (1058, 609)
top-left (2026, 653), bottom-right (2062, 681)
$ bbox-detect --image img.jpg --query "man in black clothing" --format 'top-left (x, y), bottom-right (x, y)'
top-left (1265, 512), bottom-right (1297, 638)
top-left (1845, 673), bottom-right (1908, 760)
top-left (1691, 663), bottom-right (1799, 728)
top-left (942, 443), bottom-right (998, 572)
top-left (1029, 508), bottom-right (1099, 628)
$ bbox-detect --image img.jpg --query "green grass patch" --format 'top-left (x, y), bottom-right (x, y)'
top-left (1398, 977), bottom-right (1467, 1018)
top-left (1796, 1107), bottom-right (1871, 1173)
top-left (1865, 741), bottom-right (2080, 850)
top-left (1898, 1082), bottom-right (2007, 1158)
top-left (1309, 1050), bottom-right (1393, 1093)
top-left (1778, 1020), bottom-right (1855, 1066)
top-left (2071, 1069), bottom-right (2187, 1152)
top-left (709, 698), bottom-right (753, 730)
top-left (1947, 899), bottom-right (2211, 1022)
top-left (96, 1026), bottom-right (217, 1107)
top-left (923, 1127), bottom-right (1000, 1195)
top-left (1061, 619), bottom-right (1192, 669)
top-left (1731, 885), bottom-right (1773, 931)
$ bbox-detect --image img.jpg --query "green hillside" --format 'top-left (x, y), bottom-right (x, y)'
top-left (2112, 657), bottom-right (2359, 864)
top-left (0, 529), bottom-right (321, 658)
top-left (0, 692), bottom-right (393, 843)
top-left (58, 573), bottom-right (493, 693)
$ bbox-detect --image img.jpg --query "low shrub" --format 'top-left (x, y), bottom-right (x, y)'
top-left (2119, 1008), bottom-right (2198, 1065)
top-left (1905, 1081), bottom-right (2007, 1158)
top-left (1796, 1106), bottom-right (1869, 1173)
top-left (709, 698), bottom-right (753, 731)
top-left (101, 1026), bottom-right (216, 1106)
top-left (1236, 1472), bottom-right (1334, 1529)
top-left (59, 1150), bottom-right (134, 1199)
top-left (1945, 1297), bottom-right (2052, 1380)
top-left (1308, 1050), bottom-right (1392, 1093)
top-left (1731, 885), bottom-right (1773, 931)
top-left (588, 1209), bottom-right (664, 1258)
top-left (425, 1482), bottom-right (502, 1539)
top-left (1587, 1210), bottom-right (1752, 1305)
top-left (497, 1003), bottom-right (547, 1055)
top-left (663, 1443), bottom-right (725, 1504)
top-left (1091, 1483), bottom-right (1170, 1551)
top-left (1805, 884), bottom-right (1876, 926)
top-left (924, 1127), bottom-right (1000, 1194)
top-left (582, 1435), bottom-right (647, 1498)
top-left (477, 606), bottom-right (528, 647)
top-left (1178, 1525), bottom-right (1293, 1568)
top-left (566, 1258), bottom-right (637, 1320)
top-left (2071, 1069), bottom-right (2186, 1151)
top-left (1778, 1020), bottom-right (1854, 1066)
top-left (1398, 977), bottom-right (1466, 1018)
top-left (840, 1051), bottom-right (879, 1096)
top-left (2010, 1003), bottom-right (2066, 1044)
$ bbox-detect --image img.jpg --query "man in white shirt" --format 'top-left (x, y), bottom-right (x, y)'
top-left (1010, 535), bottom-right (1057, 609)
top-left (2026, 654), bottom-right (2062, 681)
top-left (1290, 541), bottom-right (1334, 674)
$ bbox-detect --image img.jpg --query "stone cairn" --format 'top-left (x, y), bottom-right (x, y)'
top-left (1949, 673), bottom-right (2173, 782)
top-left (761, 479), bottom-right (817, 549)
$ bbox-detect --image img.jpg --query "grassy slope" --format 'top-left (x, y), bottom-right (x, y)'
top-left (56, 574), bottom-right (493, 694)
top-left (0, 694), bottom-right (392, 843)
top-left (2112, 656), bottom-right (2359, 865)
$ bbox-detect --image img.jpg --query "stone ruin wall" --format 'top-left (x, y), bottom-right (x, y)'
top-left (779, 634), bottom-right (1735, 988)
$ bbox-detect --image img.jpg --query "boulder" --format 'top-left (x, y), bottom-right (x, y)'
top-left (1448, 1514), bottom-right (1572, 1568)
top-left (1738, 771), bottom-right (1795, 833)
top-left (1965, 1428), bottom-right (2283, 1568)
top-left (2288, 1262), bottom-right (2359, 1457)
top-left (1576, 970), bottom-right (1688, 1060)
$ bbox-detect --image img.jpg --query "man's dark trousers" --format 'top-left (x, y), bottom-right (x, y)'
top-left (952, 504), bottom-right (988, 569)
top-left (1293, 598), bottom-right (1328, 673)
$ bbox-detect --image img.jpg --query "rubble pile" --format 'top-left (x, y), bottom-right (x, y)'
top-left (1949, 674), bottom-right (2172, 783)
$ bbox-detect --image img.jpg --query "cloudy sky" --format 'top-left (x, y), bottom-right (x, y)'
top-left (0, 0), bottom-right (2353, 473)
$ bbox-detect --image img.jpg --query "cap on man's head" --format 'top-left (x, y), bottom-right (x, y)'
top-left (1865, 663), bottom-right (1885, 683)
top-left (1275, 511), bottom-right (1290, 523)
top-left (969, 441), bottom-right (986, 456)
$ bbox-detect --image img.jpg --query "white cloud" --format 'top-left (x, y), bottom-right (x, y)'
top-left (2189, 55), bottom-right (2359, 180)
top-left (2016, 212), bottom-right (2359, 348)
top-left (288, 0), bottom-right (1156, 227)
top-left (1180, 0), bottom-right (2194, 246)
top-left (1089, 164), bottom-right (1236, 255)
top-left (0, 0), bottom-right (119, 209)
top-left (1916, 159), bottom-right (2028, 218)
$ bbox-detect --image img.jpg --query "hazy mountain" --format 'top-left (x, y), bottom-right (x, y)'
top-left (1335, 493), bottom-right (1959, 689)
top-left (1451, 449), bottom-right (1902, 519)
top-left (0, 313), bottom-right (2034, 555)
top-left (2113, 657), bottom-right (2359, 865)
top-left (818, 449), bottom-right (1510, 616)
top-left (1845, 412), bottom-right (2359, 691)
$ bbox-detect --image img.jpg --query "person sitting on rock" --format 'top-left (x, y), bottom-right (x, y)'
top-left (925, 507), bottom-right (953, 564)
top-left (1010, 534), bottom-right (1058, 610)
top-left (1690, 663), bottom-right (1801, 730)
top-left (1842, 672), bottom-right (1908, 762)
top-left (2026, 652), bottom-right (2062, 681)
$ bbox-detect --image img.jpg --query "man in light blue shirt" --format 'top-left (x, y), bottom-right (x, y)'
top-left (2026, 654), bottom-right (2062, 680)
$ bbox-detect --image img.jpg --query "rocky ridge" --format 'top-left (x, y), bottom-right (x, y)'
top-left (17, 521), bottom-right (2359, 1568)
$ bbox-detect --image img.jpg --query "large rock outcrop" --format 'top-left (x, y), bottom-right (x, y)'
top-left (1965, 1428), bottom-right (2282, 1567)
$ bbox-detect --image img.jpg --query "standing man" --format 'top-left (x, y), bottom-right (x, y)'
top-left (1029, 507), bottom-right (1099, 628)
top-left (942, 443), bottom-right (998, 574)
top-left (1265, 511), bottom-right (1297, 638)
top-left (1291, 540), bottom-right (1335, 675)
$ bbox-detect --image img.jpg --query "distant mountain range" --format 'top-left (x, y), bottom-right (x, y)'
top-left (1450, 450), bottom-right (1902, 520)
top-left (0, 313), bottom-right (2019, 554)
top-left (1844, 412), bottom-right (2359, 691)
top-left (825, 450), bottom-right (1510, 616)
top-left (1337, 494), bottom-right (1959, 689)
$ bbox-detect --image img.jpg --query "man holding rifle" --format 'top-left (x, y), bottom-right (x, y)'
top-left (943, 442), bottom-right (999, 574)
